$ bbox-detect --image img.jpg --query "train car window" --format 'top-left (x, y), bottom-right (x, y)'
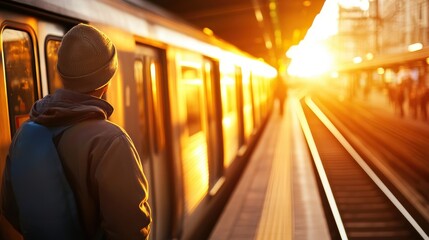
top-left (220, 64), bottom-right (239, 168)
top-left (177, 53), bottom-right (209, 214)
top-left (134, 52), bottom-right (165, 157)
top-left (134, 59), bottom-right (150, 159)
top-left (182, 66), bottom-right (202, 136)
top-left (149, 59), bottom-right (164, 152)
top-left (46, 38), bottom-right (63, 93)
top-left (203, 58), bottom-right (223, 190)
top-left (2, 28), bottom-right (38, 136)
top-left (242, 70), bottom-right (254, 141)
top-left (252, 76), bottom-right (261, 127)
top-left (224, 84), bottom-right (236, 114)
top-left (260, 78), bottom-right (268, 115)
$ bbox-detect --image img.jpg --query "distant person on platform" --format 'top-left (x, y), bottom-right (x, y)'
top-left (276, 76), bottom-right (288, 116)
top-left (1, 24), bottom-right (151, 239)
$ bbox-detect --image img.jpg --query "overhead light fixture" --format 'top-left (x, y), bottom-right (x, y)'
top-left (366, 52), bottom-right (374, 60)
top-left (408, 42), bottom-right (423, 52)
top-left (265, 40), bottom-right (273, 49)
top-left (303, 0), bottom-right (311, 7)
top-left (255, 9), bottom-right (263, 22)
top-left (203, 27), bottom-right (213, 36)
top-left (353, 56), bottom-right (362, 64)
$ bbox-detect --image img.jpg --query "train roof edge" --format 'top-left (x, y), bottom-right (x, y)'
top-left (3, 0), bottom-right (273, 69)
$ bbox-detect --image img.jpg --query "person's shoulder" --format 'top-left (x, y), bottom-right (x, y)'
top-left (71, 119), bottom-right (127, 139)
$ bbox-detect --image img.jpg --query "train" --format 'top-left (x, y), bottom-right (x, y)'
top-left (0, 0), bottom-right (277, 239)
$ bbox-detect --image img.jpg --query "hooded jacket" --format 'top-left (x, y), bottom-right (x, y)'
top-left (2, 89), bottom-right (151, 239)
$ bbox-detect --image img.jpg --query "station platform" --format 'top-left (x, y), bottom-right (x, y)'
top-left (209, 95), bottom-right (331, 240)
top-left (209, 86), bottom-right (429, 240)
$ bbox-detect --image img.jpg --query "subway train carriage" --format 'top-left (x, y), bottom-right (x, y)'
top-left (0, 0), bottom-right (276, 239)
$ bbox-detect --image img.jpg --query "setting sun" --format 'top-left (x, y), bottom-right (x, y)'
top-left (287, 42), bottom-right (333, 78)
top-left (286, 0), bottom-right (338, 78)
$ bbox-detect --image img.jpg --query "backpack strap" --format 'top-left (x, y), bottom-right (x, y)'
top-left (9, 121), bottom-right (85, 240)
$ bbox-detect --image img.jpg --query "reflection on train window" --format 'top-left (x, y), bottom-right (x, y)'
top-left (220, 65), bottom-right (239, 168)
top-left (242, 71), bottom-right (254, 140)
top-left (134, 59), bottom-right (150, 159)
top-left (46, 39), bottom-right (63, 93)
top-left (252, 76), bottom-right (261, 126)
top-left (182, 66), bottom-right (202, 136)
top-left (221, 73), bottom-right (237, 115)
top-left (179, 63), bottom-right (209, 214)
top-left (2, 28), bottom-right (37, 135)
top-left (149, 60), bottom-right (164, 151)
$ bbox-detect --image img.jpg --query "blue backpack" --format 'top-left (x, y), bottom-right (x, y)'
top-left (8, 121), bottom-right (85, 240)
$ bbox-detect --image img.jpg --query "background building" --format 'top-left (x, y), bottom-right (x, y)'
top-left (334, 0), bottom-right (429, 64)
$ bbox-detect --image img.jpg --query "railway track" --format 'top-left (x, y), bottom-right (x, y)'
top-left (294, 96), bottom-right (428, 240)
top-left (311, 91), bottom-right (429, 223)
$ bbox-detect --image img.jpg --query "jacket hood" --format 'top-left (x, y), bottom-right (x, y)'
top-left (30, 89), bottom-right (113, 126)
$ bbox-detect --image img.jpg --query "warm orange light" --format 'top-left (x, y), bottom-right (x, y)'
top-left (182, 138), bottom-right (209, 213)
top-left (338, 0), bottom-right (369, 11)
top-left (265, 40), bottom-right (273, 49)
top-left (303, 0), bottom-right (311, 7)
top-left (286, 45), bottom-right (298, 58)
top-left (408, 43), bottom-right (423, 52)
top-left (353, 56), bottom-right (362, 64)
top-left (285, 0), bottom-right (339, 79)
top-left (287, 43), bottom-right (333, 78)
top-left (377, 67), bottom-right (385, 74)
top-left (203, 27), bottom-right (213, 36)
top-left (255, 9), bottom-right (263, 22)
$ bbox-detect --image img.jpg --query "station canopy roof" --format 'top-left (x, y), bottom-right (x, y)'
top-left (145, 0), bottom-right (325, 68)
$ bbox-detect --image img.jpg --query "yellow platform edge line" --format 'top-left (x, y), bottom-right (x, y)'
top-left (256, 99), bottom-right (293, 240)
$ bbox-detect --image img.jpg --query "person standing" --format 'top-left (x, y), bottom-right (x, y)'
top-left (1, 24), bottom-right (151, 239)
top-left (276, 76), bottom-right (288, 116)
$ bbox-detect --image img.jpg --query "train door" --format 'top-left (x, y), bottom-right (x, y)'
top-left (0, 16), bottom-right (68, 148)
top-left (202, 58), bottom-right (224, 193)
top-left (1, 23), bottom-right (40, 138)
top-left (45, 35), bottom-right (64, 94)
top-left (252, 75), bottom-right (262, 127)
top-left (0, 22), bottom-right (43, 201)
top-left (134, 44), bottom-right (171, 240)
top-left (235, 67), bottom-right (245, 152)
top-left (0, 17), bottom-right (68, 239)
top-left (242, 69), bottom-right (254, 142)
top-left (220, 63), bottom-right (239, 168)
top-left (176, 51), bottom-right (210, 220)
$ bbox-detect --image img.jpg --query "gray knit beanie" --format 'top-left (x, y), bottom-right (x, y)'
top-left (57, 23), bottom-right (118, 93)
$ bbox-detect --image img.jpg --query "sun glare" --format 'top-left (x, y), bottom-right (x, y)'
top-left (287, 43), bottom-right (333, 78)
top-left (286, 0), bottom-right (339, 79)
top-left (338, 0), bottom-right (369, 11)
